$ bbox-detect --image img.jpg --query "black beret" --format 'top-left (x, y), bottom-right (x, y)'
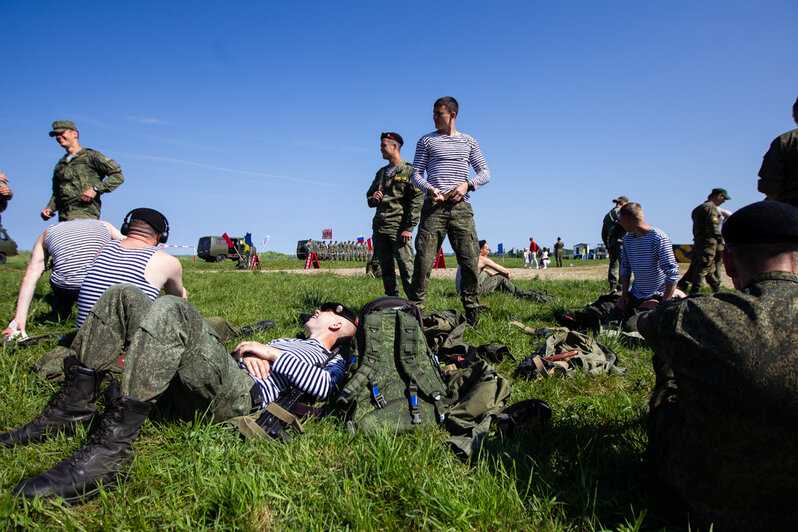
top-left (380, 132), bottom-right (403, 147)
top-left (722, 201), bottom-right (798, 246)
top-left (128, 208), bottom-right (168, 235)
top-left (320, 302), bottom-right (359, 328)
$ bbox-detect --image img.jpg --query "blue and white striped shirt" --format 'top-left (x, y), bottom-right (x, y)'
top-left (411, 132), bottom-right (490, 201)
top-left (243, 337), bottom-right (346, 409)
top-left (45, 220), bottom-right (111, 291)
top-left (77, 240), bottom-right (161, 328)
top-left (620, 227), bottom-right (680, 299)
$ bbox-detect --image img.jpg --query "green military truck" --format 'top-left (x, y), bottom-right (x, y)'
top-left (0, 227), bottom-right (18, 264)
top-left (197, 236), bottom-right (256, 263)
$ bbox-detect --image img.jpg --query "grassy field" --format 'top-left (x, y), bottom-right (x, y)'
top-left (0, 254), bottom-right (675, 531)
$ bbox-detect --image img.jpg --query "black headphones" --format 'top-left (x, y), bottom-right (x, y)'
top-left (120, 208), bottom-right (170, 244)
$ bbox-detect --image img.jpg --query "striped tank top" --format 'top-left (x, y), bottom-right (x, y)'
top-left (45, 220), bottom-right (111, 290)
top-left (76, 240), bottom-right (161, 328)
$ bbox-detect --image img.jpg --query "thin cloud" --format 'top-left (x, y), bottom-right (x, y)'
top-left (110, 151), bottom-right (329, 186)
top-left (126, 116), bottom-right (168, 125)
top-left (291, 139), bottom-right (371, 154)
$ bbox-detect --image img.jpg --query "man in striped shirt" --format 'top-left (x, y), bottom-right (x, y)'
top-left (615, 202), bottom-right (680, 328)
top-left (2, 219), bottom-right (124, 341)
top-left (408, 96), bottom-right (491, 325)
top-left (4, 283), bottom-right (357, 502)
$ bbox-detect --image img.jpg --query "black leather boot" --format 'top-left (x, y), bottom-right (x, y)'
top-left (13, 380), bottom-right (153, 503)
top-left (0, 356), bottom-right (101, 448)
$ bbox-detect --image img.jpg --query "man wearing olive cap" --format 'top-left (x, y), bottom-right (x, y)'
top-left (677, 188), bottom-right (730, 294)
top-left (2, 278), bottom-right (357, 502)
top-left (366, 132), bottom-right (423, 297)
top-left (42, 120), bottom-right (125, 222)
top-left (601, 195), bottom-right (629, 293)
top-left (641, 200), bottom-right (798, 530)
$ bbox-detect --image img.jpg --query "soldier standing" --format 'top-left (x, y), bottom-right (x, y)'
top-left (601, 196), bottom-right (628, 292)
top-left (41, 121), bottom-right (125, 222)
top-left (0, 170), bottom-right (12, 226)
top-left (366, 132), bottom-right (423, 297)
top-left (757, 96), bottom-right (798, 206)
top-left (677, 188), bottom-right (730, 294)
top-left (553, 237), bottom-right (564, 267)
top-left (407, 96), bottom-right (491, 325)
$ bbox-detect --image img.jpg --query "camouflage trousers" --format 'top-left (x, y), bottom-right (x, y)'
top-left (57, 200), bottom-right (102, 222)
top-left (372, 229), bottom-right (414, 297)
top-left (678, 238), bottom-right (721, 293)
top-left (409, 200), bottom-right (479, 310)
top-left (70, 284), bottom-right (254, 422)
top-left (607, 243), bottom-right (622, 286)
top-left (477, 271), bottom-right (516, 296)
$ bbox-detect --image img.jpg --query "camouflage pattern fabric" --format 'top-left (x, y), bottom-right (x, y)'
top-left (639, 271), bottom-right (798, 530)
top-left (602, 206), bottom-right (625, 285)
top-left (47, 148), bottom-right (124, 221)
top-left (371, 231), bottom-right (414, 296)
top-left (757, 128), bottom-right (798, 204)
top-left (71, 284), bottom-right (253, 422)
top-left (409, 200), bottom-right (480, 311)
top-left (606, 242), bottom-right (622, 286)
top-left (477, 270), bottom-right (515, 296)
top-left (553, 240), bottom-right (564, 267)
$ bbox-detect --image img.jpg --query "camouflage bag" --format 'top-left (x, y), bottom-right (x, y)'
top-left (336, 297), bottom-right (449, 434)
top-left (516, 329), bottom-right (626, 379)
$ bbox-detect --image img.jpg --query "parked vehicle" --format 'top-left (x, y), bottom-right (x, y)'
top-left (0, 227), bottom-right (18, 264)
top-left (197, 236), bottom-right (256, 263)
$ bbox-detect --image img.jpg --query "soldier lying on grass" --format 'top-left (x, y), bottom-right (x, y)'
top-left (1, 284), bottom-right (357, 503)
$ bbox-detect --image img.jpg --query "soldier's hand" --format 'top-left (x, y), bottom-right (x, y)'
top-left (429, 187), bottom-right (445, 202)
top-left (372, 190), bottom-right (384, 203)
top-left (40, 208), bottom-right (55, 221)
top-left (448, 182), bottom-right (469, 202)
top-left (232, 341), bottom-right (282, 362)
top-left (0, 170), bottom-right (7, 183)
top-left (400, 230), bottom-right (412, 243)
top-left (616, 293), bottom-right (630, 310)
top-left (80, 187), bottom-right (97, 202)
top-left (241, 355), bottom-right (271, 379)
top-left (639, 299), bottom-right (660, 310)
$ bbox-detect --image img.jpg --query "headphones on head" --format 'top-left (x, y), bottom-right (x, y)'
top-left (120, 208), bottom-right (170, 244)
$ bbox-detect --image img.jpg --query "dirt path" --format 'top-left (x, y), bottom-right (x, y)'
top-left (197, 263), bottom-right (733, 285)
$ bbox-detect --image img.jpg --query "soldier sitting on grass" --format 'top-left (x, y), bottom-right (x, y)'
top-left (456, 240), bottom-right (550, 301)
top-left (1, 285), bottom-right (357, 503)
top-left (641, 200), bottom-right (798, 530)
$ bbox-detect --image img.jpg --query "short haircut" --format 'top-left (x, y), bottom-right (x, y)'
top-left (619, 202), bottom-right (644, 220)
top-left (128, 218), bottom-right (158, 237)
top-left (479, 240), bottom-right (487, 249)
top-left (727, 242), bottom-right (798, 273)
top-left (434, 96), bottom-right (459, 116)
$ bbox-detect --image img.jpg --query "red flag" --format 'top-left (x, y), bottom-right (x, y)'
top-left (367, 237), bottom-right (372, 251)
top-left (222, 233), bottom-right (234, 249)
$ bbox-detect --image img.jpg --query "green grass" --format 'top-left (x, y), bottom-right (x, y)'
top-left (0, 254), bottom-right (676, 530)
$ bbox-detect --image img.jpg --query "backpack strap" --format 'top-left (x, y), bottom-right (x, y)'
top-left (398, 312), bottom-right (446, 423)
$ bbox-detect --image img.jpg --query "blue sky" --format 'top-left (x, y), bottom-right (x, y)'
top-left (1, 1), bottom-right (796, 255)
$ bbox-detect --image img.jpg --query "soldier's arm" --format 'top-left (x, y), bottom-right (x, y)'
top-left (45, 192), bottom-right (57, 213)
top-left (467, 138), bottom-right (491, 190)
top-left (757, 137), bottom-right (785, 200)
top-left (366, 172), bottom-right (382, 207)
top-left (91, 152), bottom-right (124, 193)
top-left (4, 231), bottom-right (49, 336)
top-left (400, 169), bottom-right (423, 231)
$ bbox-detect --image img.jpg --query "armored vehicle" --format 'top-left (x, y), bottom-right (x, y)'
top-left (197, 236), bottom-right (256, 263)
top-left (0, 227), bottom-right (18, 264)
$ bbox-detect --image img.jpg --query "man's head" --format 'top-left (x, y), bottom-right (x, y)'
top-left (722, 201), bottom-right (798, 289)
top-left (793, 96), bottom-right (798, 126)
top-left (618, 202), bottom-right (645, 232)
top-left (479, 240), bottom-right (489, 256)
top-left (433, 96), bottom-right (458, 131)
top-left (121, 208), bottom-right (170, 244)
top-left (557, 237), bottom-right (561, 241)
top-left (380, 132), bottom-right (403, 161)
top-left (50, 120), bottom-right (80, 150)
top-left (613, 195), bottom-right (629, 207)
top-left (304, 302), bottom-right (358, 346)
top-left (709, 188), bottom-right (730, 206)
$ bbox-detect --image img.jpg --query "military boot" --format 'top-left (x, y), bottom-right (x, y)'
top-left (0, 356), bottom-right (101, 448)
top-left (13, 380), bottom-right (153, 503)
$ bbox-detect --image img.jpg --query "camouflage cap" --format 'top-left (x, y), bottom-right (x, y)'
top-left (320, 302), bottom-right (359, 328)
top-left (49, 120), bottom-right (78, 136)
top-left (711, 188), bottom-right (731, 200)
top-left (612, 196), bottom-right (629, 203)
top-left (722, 201), bottom-right (798, 246)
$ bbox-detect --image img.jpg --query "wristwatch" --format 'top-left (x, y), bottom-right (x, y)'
top-left (92, 186), bottom-right (100, 193)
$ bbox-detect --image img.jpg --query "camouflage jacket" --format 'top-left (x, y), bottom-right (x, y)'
top-left (601, 206), bottom-right (624, 247)
top-left (46, 148), bottom-right (124, 216)
top-left (691, 200), bottom-right (721, 241)
top-left (758, 128), bottom-right (798, 204)
top-left (639, 271), bottom-right (798, 529)
top-left (366, 161), bottom-right (423, 234)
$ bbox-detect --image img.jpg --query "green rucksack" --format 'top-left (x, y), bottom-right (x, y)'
top-left (336, 297), bottom-right (449, 434)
